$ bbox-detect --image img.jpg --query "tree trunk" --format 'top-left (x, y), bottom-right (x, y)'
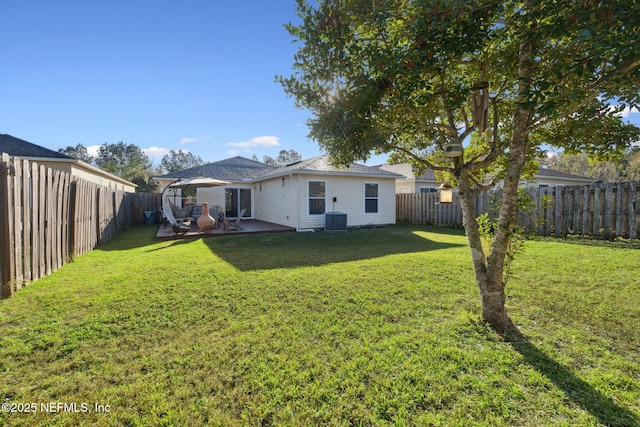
top-left (458, 175), bottom-right (518, 334)
top-left (457, 35), bottom-right (535, 336)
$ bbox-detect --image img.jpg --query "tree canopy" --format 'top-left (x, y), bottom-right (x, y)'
top-left (262, 149), bottom-right (303, 167)
top-left (96, 142), bottom-right (157, 192)
top-left (280, 0), bottom-right (640, 334)
top-left (58, 143), bottom-right (94, 163)
top-left (280, 0), bottom-right (639, 173)
top-left (551, 147), bottom-right (640, 182)
top-left (160, 150), bottom-right (205, 174)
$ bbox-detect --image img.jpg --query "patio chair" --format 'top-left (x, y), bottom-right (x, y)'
top-left (211, 205), bottom-right (225, 223)
top-left (227, 208), bottom-right (246, 231)
top-left (168, 200), bottom-right (192, 221)
top-left (190, 204), bottom-right (202, 218)
top-left (163, 206), bottom-right (191, 234)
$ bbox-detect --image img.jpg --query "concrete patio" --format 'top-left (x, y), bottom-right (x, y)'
top-left (156, 219), bottom-right (295, 240)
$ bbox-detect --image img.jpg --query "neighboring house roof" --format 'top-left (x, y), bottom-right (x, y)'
top-left (376, 163), bottom-right (437, 180)
top-left (155, 156), bottom-right (276, 181)
top-left (257, 155), bottom-right (404, 180)
top-left (534, 167), bottom-right (591, 180)
top-left (1, 133), bottom-right (137, 189)
top-left (377, 162), bottom-right (591, 183)
top-left (1, 134), bottom-right (72, 159)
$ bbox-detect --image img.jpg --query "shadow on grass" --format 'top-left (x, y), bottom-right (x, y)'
top-left (143, 238), bottom-right (196, 253)
top-left (203, 226), bottom-right (466, 271)
top-left (510, 339), bottom-right (640, 427)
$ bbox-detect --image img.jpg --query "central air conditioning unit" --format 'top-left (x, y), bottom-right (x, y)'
top-left (325, 212), bottom-right (347, 231)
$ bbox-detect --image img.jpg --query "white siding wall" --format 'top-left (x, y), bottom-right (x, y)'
top-left (161, 174), bottom-right (397, 229)
top-left (254, 176), bottom-right (298, 228)
top-left (297, 174), bottom-right (396, 230)
top-left (196, 186), bottom-right (228, 211)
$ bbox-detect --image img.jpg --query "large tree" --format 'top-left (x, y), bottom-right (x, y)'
top-left (160, 150), bottom-right (205, 174)
top-left (280, 0), bottom-right (640, 334)
top-left (263, 149), bottom-right (303, 167)
top-left (552, 148), bottom-right (640, 182)
top-left (58, 143), bottom-right (94, 163)
top-left (96, 142), bottom-right (157, 192)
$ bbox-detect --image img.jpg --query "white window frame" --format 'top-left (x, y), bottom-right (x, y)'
top-left (364, 182), bottom-right (379, 214)
top-left (419, 186), bottom-right (438, 194)
top-left (308, 180), bottom-right (327, 216)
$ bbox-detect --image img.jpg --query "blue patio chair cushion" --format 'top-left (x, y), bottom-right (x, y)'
top-left (190, 205), bottom-right (202, 217)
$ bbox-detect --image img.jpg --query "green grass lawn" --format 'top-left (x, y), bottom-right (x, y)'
top-left (1, 225), bottom-right (638, 426)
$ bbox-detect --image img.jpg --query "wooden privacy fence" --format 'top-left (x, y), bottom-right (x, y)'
top-left (0, 154), bottom-right (162, 299)
top-left (397, 181), bottom-right (640, 239)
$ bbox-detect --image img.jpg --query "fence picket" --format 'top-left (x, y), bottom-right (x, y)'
top-left (22, 159), bottom-right (31, 284)
top-left (629, 182), bottom-right (637, 238)
top-left (0, 160), bottom-right (12, 298)
top-left (396, 182), bottom-right (640, 240)
top-left (0, 154), bottom-right (162, 299)
top-left (616, 182), bottom-right (624, 236)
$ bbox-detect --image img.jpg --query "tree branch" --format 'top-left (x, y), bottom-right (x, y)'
top-left (468, 174), bottom-right (499, 196)
top-left (531, 59), bottom-right (640, 132)
top-left (389, 144), bottom-right (455, 174)
top-left (442, 93), bottom-right (462, 142)
top-left (465, 97), bottom-right (503, 171)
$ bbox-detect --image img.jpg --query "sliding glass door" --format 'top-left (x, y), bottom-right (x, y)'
top-left (225, 188), bottom-right (251, 218)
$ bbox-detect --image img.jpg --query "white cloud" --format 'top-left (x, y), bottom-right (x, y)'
top-left (619, 106), bottom-right (639, 118)
top-left (179, 135), bottom-right (211, 144)
top-left (143, 146), bottom-right (171, 159)
top-left (227, 135), bottom-right (281, 148)
top-left (607, 104), bottom-right (640, 118)
top-left (86, 145), bottom-right (101, 157)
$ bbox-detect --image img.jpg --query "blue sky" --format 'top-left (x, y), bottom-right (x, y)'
top-left (0, 1), bottom-right (342, 165)
top-left (1, 1), bottom-right (638, 168)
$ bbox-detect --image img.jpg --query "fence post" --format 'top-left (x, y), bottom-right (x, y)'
top-left (0, 160), bottom-right (13, 298)
top-left (68, 181), bottom-right (77, 259)
top-left (95, 186), bottom-right (102, 245)
top-left (629, 182), bottom-right (637, 239)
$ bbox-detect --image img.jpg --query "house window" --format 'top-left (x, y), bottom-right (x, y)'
top-left (420, 187), bottom-right (437, 194)
top-left (309, 181), bottom-right (326, 215)
top-left (365, 183), bottom-right (378, 213)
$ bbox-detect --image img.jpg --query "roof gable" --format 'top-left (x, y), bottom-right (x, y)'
top-left (256, 155), bottom-right (403, 180)
top-left (157, 155), bottom-right (402, 182)
top-left (0, 134), bottom-right (72, 159)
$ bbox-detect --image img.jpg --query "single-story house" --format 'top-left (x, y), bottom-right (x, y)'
top-left (377, 163), bottom-right (593, 193)
top-left (1, 134), bottom-right (137, 192)
top-left (154, 155), bottom-right (402, 231)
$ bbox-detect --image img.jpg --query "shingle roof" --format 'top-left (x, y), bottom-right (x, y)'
top-left (155, 156), bottom-right (276, 181)
top-left (256, 155), bottom-right (403, 180)
top-left (156, 155), bottom-right (402, 182)
top-left (378, 163), bottom-right (591, 182)
top-left (535, 167), bottom-right (591, 180)
top-left (0, 134), bottom-right (72, 159)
